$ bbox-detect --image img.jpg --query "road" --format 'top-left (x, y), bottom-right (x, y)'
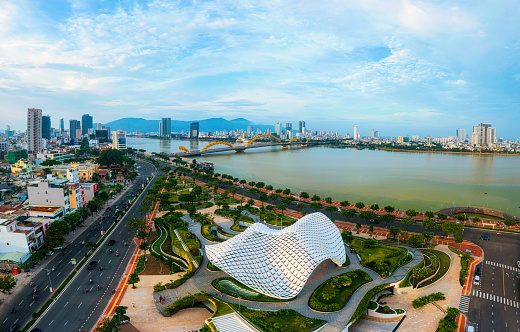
top-left (464, 231), bottom-right (520, 332)
top-left (0, 159), bottom-right (156, 332)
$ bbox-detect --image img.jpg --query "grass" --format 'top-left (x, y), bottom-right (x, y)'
top-left (210, 298), bottom-right (234, 318)
top-left (418, 250), bottom-right (451, 288)
top-left (448, 246), bottom-right (463, 255)
top-left (348, 238), bottom-right (408, 277)
top-left (178, 229), bottom-right (201, 256)
top-left (232, 304), bottom-right (326, 332)
top-left (309, 269), bottom-right (373, 312)
top-left (207, 261), bottom-right (221, 271)
top-left (212, 277), bottom-right (291, 302)
top-left (342, 251), bottom-right (350, 267)
top-left (215, 197), bottom-right (242, 205)
top-left (399, 258), bottom-right (425, 287)
top-left (257, 211), bottom-right (297, 227)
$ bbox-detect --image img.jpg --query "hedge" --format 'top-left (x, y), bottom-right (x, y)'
top-left (164, 291), bottom-right (210, 316)
top-left (412, 292), bottom-right (446, 308)
top-left (349, 283), bottom-right (390, 323)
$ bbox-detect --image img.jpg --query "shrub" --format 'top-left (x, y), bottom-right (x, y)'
top-left (412, 292), bottom-right (446, 308)
top-left (364, 238), bottom-right (380, 248)
top-left (154, 282), bottom-right (166, 292)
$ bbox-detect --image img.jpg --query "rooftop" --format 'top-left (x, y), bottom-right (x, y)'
top-left (29, 205), bottom-right (63, 213)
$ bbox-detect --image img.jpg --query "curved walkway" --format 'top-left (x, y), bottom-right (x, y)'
top-left (153, 214), bottom-right (423, 331)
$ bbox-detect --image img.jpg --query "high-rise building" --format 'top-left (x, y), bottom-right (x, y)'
top-left (190, 122), bottom-right (199, 138)
top-left (60, 118), bottom-right (64, 133)
top-left (69, 120), bottom-right (81, 140)
top-left (374, 131), bottom-right (379, 138)
top-left (286, 123), bottom-right (292, 131)
top-left (427, 135), bottom-right (432, 146)
top-left (81, 114), bottom-right (93, 135)
top-left (370, 129), bottom-right (374, 139)
top-left (472, 123), bottom-right (495, 147)
top-left (274, 123), bottom-right (282, 136)
top-left (247, 126), bottom-right (253, 134)
top-left (397, 136), bottom-right (404, 143)
top-left (266, 128), bottom-right (272, 135)
top-left (27, 108), bottom-right (43, 156)
top-left (298, 121), bottom-right (305, 133)
top-left (456, 128), bottom-right (466, 142)
top-left (353, 125), bottom-right (358, 141)
top-left (112, 130), bottom-right (126, 150)
top-left (42, 115), bottom-right (51, 140)
top-left (159, 118), bottom-right (171, 137)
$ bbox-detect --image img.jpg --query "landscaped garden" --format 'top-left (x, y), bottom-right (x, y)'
top-left (212, 277), bottom-right (292, 302)
top-left (347, 237), bottom-right (410, 277)
top-left (417, 249), bottom-right (450, 288)
top-left (231, 304), bottom-right (327, 332)
top-left (309, 269), bottom-right (372, 312)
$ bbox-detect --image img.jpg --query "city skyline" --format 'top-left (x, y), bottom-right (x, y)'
top-left (1, 1), bottom-right (520, 138)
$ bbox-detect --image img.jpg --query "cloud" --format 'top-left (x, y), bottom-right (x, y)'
top-left (446, 79), bottom-right (467, 85)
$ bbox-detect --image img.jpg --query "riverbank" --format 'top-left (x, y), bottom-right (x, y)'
top-left (378, 147), bottom-right (520, 157)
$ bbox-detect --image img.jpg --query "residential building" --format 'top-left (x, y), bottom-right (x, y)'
top-left (27, 180), bottom-right (71, 214)
top-left (10, 160), bottom-right (33, 174)
top-left (112, 130), bottom-right (127, 150)
top-left (82, 114), bottom-right (93, 135)
top-left (28, 205), bottom-right (65, 220)
top-left (353, 125), bottom-right (358, 141)
top-left (0, 140), bottom-right (8, 153)
top-left (68, 184), bottom-right (85, 210)
top-left (159, 118), bottom-right (171, 137)
top-left (397, 136), bottom-right (404, 144)
top-left (27, 108), bottom-right (43, 156)
top-left (49, 168), bottom-right (80, 183)
top-left (286, 123), bottom-right (292, 131)
top-left (36, 150), bottom-right (74, 163)
top-left (456, 128), bottom-right (466, 142)
top-left (69, 120), bottom-right (81, 141)
top-left (42, 115), bottom-right (51, 140)
top-left (95, 129), bottom-right (109, 143)
top-left (472, 123), bottom-right (496, 147)
top-left (370, 129), bottom-right (374, 139)
top-left (60, 118), bottom-right (64, 133)
top-left (299, 121), bottom-right (305, 134)
top-left (6, 149), bottom-right (28, 164)
top-left (274, 123), bottom-right (282, 136)
top-left (427, 135), bottom-right (432, 146)
top-left (79, 182), bottom-right (98, 202)
top-left (190, 122), bottom-right (199, 138)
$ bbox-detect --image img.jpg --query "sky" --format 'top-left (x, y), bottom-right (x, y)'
top-left (1, 0), bottom-right (519, 139)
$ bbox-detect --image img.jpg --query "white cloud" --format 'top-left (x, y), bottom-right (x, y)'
top-left (446, 79), bottom-right (467, 85)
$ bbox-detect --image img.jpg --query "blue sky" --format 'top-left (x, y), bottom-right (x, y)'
top-left (1, 0), bottom-right (519, 139)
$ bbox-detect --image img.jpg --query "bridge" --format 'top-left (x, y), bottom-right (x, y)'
top-left (177, 134), bottom-right (313, 156)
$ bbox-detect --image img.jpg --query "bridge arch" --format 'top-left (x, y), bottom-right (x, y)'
top-left (246, 134), bottom-right (282, 146)
top-left (179, 146), bottom-right (190, 153)
top-left (288, 137), bottom-right (303, 143)
top-left (201, 141), bottom-right (235, 151)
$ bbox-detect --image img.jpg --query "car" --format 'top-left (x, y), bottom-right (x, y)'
top-left (108, 240), bottom-right (116, 246)
top-left (475, 266), bottom-right (481, 276)
top-left (9, 323), bottom-right (20, 332)
top-left (473, 275), bottom-right (480, 285)
top-left (87, 261), bottom-right (97, 270)
top-left (480, 235), bottom-right (490, 240)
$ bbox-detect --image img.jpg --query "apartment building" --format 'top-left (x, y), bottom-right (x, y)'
top-left (27, 180), bottom-right (71, 214)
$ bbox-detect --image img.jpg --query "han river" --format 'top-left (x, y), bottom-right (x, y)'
top-left (128, 137), bottom-right (520, 216)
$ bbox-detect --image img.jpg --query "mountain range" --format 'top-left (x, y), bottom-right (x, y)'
top-left (103, 117), bottom-right (274, 133)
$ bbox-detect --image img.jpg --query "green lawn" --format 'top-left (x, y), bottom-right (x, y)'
top-left (348, 238), bottom-right (408, 277)
top-left (418, 250), bottom-right (451, 288)
top-left (178, 229), bottom-right (200, 256)
top-left (214, 197), bottom-right (242, 206)
top-left (309, 269), bottom-right (373, 312)
top-left (257, 211), bottom-right (297, 227)
top-left (231, 215), bottom-right (254, 232)
top-left (232, 304), bottom-right (326, 332)
top-left (210, 298), bottom-right (234, 318)
top-left (212, 277), bottom-right (291, 302)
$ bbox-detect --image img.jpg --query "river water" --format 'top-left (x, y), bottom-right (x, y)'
top-left (128, 137), bottom-right (520, 215)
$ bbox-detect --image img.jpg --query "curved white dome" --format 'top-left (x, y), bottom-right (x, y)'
top-left (205, 212), bottom-right (346, 299)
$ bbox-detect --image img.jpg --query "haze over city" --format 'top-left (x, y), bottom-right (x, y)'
top-left (1, 0), bottom-right (520, 138)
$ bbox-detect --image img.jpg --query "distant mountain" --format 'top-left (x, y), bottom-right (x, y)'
top-left (103, 117), bottom-right (273, 133)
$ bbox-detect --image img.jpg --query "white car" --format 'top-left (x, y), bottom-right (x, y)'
top-left (473, 275), bottom-right (480, 285)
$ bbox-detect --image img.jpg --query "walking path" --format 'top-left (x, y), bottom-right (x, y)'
top-left (153, 213), bottom-right (424, 331)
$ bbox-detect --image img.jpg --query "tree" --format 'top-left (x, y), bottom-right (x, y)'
top-left (311, 194), bottom-right (321, 201)
top-left (283, 188), bottom-right (291, 195)
top-left (300, 192), bottom-right (309, 199)
top-left (425, 211), bottom-right (435, 218)
top-left (355, 222), bottom-right (362, 233)
top-left (161, 166), bottom-right (171, 173)
top-left (41, 159), bottom-right (61, 166)
top-left (43, 167), bottom-right (51, 175)
top-left (384, 205), bottom-right (395, 213)
top-left (341, 209), bottom-right (357, 221)
top-left (270, 194), bottom-right (280, 205)
top-left (98, 149), bottom-right (125, 166)
top-left (504, 218), bottom-right (516, 226)
top-left (128, 218), bottom-right (147, 232)
top-left (276, 204), bottom-right (286, 215)
top-left (340, 200), bottom-right (350, 207)
top-left (359, 210), bottom-right (376, 223)
top-left (296, 203), bottom-right (305, 212)
top-left (355, 202), bottom-right (365, 209)
top-left (380, 214), bottom-right (396, 227)
top-left (265, 185), bottom-right (273, 190)
top-left (256, 181), bottom-right (265, 189)
top-left (85, 241), bottom-right (98, 252)
top-left (421, 218), bottom-right (438, 231)
top-left (370, 203), bottom-right (379, 210)
top-left (406, 209), bottom-right (417, 217)
top-left (139, 242), bottom-right (149, 256)
top-left (369, 225), bottom-right (374, 233)
top-left (128, 272), bottom-right (140, 288)
top-left (389, 226), bottom-right (401, 239)
top-left (258, 193), bottom-right (268, 207)
top-left (422, 231), bottom-right (434, 244)
top-left (275, 188), bottom-right (283, 193)
top-left (402, 217), bottom-right (414, 230)
top-left (0, 275), bottom-right (17, 293)
top-left (454, 236), bottom-right (464, 249)
top-left (438, 213), bottom-right (448, 220)
top-left (324, 197), bottom-right (332, 204)
top-left (246, 199), bottom-right (255, 207)
top-left (95, 317), bottom-right (116, 332)
top-left (471, 216), bottom-right (481, 224)
top-left (309, 202), bottom-right (323, 211)
top-left (407, 234), bottom-right (424, 247)
top-left (325, 205), bottom-right (337, 218)
top-left (330, 275), bottom-right (352, 288)
top-left (440, 222), bottom-right (464, 238)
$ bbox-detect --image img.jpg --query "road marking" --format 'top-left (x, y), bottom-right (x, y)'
top-left (29, 301), bottom-right (34, 307)
top-left (64, 320), bottom-right (68, 326)
top-left (19, 300), bottom-right (24, 305)
top-left (49, 319), bottom-right (54, 325)
top-left (64, 301), bottom-right (69, 307)
top-left (78, 302), bottom-right (82, 308)
top-left (3, 318), bottom-right (8, 324)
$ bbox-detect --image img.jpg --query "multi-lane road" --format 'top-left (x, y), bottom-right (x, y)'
top-left (0, 159), bottom-right (157, 332)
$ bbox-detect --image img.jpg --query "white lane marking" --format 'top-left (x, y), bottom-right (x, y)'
top-left (78, 302), bottom-right (82, 308)
top-left (64, 301), bottom-right (69, 307)
top-left (49, 319), bottom-right (54, 325)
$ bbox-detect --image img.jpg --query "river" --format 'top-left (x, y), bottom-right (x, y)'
top-left (127, 137), bottom-right (520, 215)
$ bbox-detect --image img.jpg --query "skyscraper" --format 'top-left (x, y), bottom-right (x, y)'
top-left (27, 108), bottom-right (43, 156)
top-left (69, 120), bottom-right (81, 140)
top-left (274, 123), bottom-right (282, 136)
top-left (42, 115), bottom-right (51, 140)
top-left (60, 118), bottom-right (64, 133)
top-left (370, 129), bottom-right (374, 139)
top-left (456, 128), bottom-right (466, 142)
top-left (472, 123), bottom-right (495, 147)
top-left (353, 125), bottom-right (358, 140)
top-left (112, 130), bottom-right (126, 150)
top-left (286, 123), bottom-right (292, 131)
top-left (82, 114), bottom-right (93, 135)
top-left (159, 118), bottom-right (171, 137)
top-left (190, 122), bottom-right (199, 138)
top-left (299, 121), bottom-right (305, 133)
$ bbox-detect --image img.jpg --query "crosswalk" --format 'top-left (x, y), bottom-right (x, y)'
top-left (459, 296), bottom-right (470, 313)
top-left (470, 289), bottom-right (520, 308)
top-left (485, 260), bottom-right (520, 272)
